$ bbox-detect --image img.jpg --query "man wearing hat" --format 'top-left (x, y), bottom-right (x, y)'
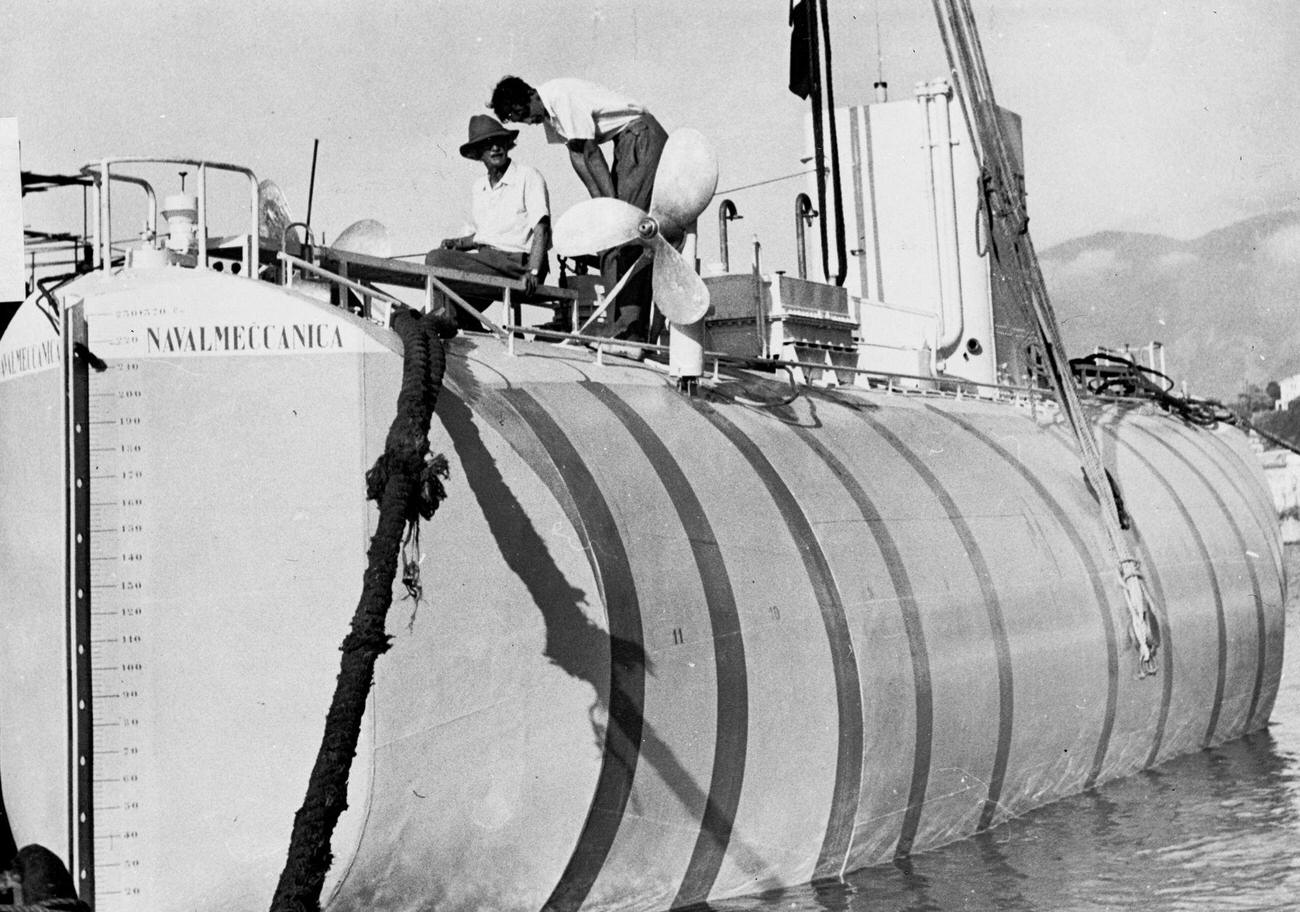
top-left (425, 113), bottom-right (551, 331)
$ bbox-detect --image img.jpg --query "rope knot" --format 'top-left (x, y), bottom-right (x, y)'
top-left (416, 453), bottom-right (451, 521)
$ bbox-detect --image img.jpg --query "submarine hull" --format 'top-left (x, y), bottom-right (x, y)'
top-left (0, 269), bottom-right (1284, 911)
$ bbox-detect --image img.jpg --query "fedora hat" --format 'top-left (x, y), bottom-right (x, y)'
top-left (459, 114), bottom-right (519, 159)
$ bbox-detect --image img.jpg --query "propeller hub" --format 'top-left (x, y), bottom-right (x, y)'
top-left (637, 217), bottom-right (660, 241)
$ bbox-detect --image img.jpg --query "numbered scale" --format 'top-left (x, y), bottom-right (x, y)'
top-left (66, 305), bottom-right (154, 911)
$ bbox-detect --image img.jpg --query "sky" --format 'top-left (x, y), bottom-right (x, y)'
top-left (5, 0), bottom-right (1300, 274)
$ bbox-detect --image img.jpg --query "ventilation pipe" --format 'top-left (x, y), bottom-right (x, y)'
top-left (718, 199), bottom-right (741, 272)
top-left (917, 80), bottom-right (964, 367)
top-left (795, 193), bottom-right (816, 279)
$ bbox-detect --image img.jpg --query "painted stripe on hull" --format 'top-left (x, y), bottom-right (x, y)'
top-left (1179, 424), bottom-right (1286, 728)
top-left (1134, 527), bottom-right (1175, 767)
top-left (1046, 421), bottom-right (1176, 768)
top-left (500, 389), bottom-right (647, 912)
top-left (1134, 425), bottom-right (1268, 733)
top-left (688, 400), bottom-right (864, 879)
top-left (926, 406), bottom-right (1119, 789)
top-left (857, 411), bottom-right (1014, 834)
top-left (1171, 423), bottom-right (1282, 592)
top-left (579, 383), bottom-right (750, 908)
top-left (1174, 423), bottom-right (1285, 726)
top-left (1102, 426), bottom-right (1227, 748)
top-left (787, 423), bottom-right (935, 860)
top-left (1192, 425), bottom-right (1284, 571)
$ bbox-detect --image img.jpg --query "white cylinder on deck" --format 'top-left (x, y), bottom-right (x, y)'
top-left (161, 193), bottom-right (198, 254)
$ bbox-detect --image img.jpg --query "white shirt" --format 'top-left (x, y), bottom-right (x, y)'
top-left (537, 78), bottom-right (645, 145)
top-left (470, 161), bottom-right (550, 254)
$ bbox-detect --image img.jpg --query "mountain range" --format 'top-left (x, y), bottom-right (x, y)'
top-left (1039, 210), bottom-right (1300, 402)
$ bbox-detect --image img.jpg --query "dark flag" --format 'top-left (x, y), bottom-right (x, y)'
top-left (789, 0), bottom-right (812, 99)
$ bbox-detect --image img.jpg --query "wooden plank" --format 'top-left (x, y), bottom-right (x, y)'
top-left (317, 246), bottom-right (578, 301)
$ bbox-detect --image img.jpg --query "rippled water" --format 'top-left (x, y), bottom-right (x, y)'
top-left (710, 548), bottom-right (1300, 912)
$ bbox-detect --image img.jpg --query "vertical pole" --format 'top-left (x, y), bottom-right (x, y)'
top-left (96, 162), bottom-right (111, 271)
top-left (752, 235), bottom-right (767, 358)
top-left (248, 173), bottom-right (260, 279)
top-left (82, 184), bottom-right (89, 271)
top-left (306, 140), bottom-right (320, 233)
top-left (816, 0), bottom-right (848, 286)
top-left (197, 164), bottom-right (209, 271)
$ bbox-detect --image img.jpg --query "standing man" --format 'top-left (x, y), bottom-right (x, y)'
top-left (426, 113), bottom-right (551, 332)
top-left (491, 76), bottom-right (667, 344)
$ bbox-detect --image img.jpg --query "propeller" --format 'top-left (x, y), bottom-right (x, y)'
top-left (553, 198), bottom-right (645, 256)
top-left (258, 179), bottom-right (294, 249)
top-left (332, 218), bottom-right (392, 257)
top-left (553, 128), bottom-right (719, 325)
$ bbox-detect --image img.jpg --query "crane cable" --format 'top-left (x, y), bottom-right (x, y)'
top-left (931, 0), bottom-right (1159, 675)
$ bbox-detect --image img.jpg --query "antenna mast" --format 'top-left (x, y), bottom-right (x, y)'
top-left (873, 1), bottom-right (888, 101)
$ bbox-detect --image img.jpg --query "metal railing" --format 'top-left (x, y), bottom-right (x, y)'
top-left (80, 157), bottom-right (260, 276)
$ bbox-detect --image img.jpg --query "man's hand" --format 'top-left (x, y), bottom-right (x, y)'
top-left (522, 273), bottom-right (538, 296)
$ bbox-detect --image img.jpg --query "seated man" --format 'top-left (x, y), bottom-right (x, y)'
top-left (425, 114), bottom-right (551, 332)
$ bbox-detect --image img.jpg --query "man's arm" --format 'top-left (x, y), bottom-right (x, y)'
top-left (523, 217), bottom-right (550, 295)
top-left (566, 139), bottom-right (616, 199)
top-left (440, 233), bottom-right (476, 250)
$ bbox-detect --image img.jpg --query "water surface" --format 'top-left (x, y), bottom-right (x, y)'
top-left (706, 548), bottom-right (1300, 912)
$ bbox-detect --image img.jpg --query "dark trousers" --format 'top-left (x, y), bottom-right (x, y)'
top-left (424, 246), bottom-right (548, 331)
top-left (603, 113), bottom-right (667, 340)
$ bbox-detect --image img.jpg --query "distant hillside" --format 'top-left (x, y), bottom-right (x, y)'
top-left (1039, 211), bottom-right (1300, 401)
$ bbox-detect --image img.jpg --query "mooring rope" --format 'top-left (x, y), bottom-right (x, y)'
top-left (0, 845), bottom-right (90, 912)
top-left (269, 308), bottom-right (451, 912)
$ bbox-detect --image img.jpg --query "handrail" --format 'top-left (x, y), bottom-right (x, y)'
top-left (277, 251), bottom-right (509, 340)
top-left (515, 321), bottom-right (1065, 401)
top-left (291, 250), bottom-right (1127, 413)
top-left (286, 229), bottom-right (1141, 413)
top-left (278, 251), bottom-right (407, 309)
top-left (317, 245), bottom-right (576, 299)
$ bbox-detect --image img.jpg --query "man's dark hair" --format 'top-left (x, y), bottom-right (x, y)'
top-left (490, 76), bottom-right (534, 120)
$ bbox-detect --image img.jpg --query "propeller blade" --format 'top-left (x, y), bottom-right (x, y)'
top-left (258, 179), bottom-right (293, 247)
top-left (649, 128), bottom-right (719, 235)
top-left (553, 197), bottom-right (646, 256)
top-left (332, 219), bottom-right (392, 257)
top-left (647, 232), bottom-right (709, 325)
